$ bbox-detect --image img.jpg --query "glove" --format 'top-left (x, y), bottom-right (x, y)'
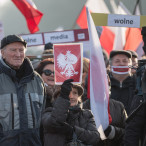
top-left (59, 122), bottom-right (74, 136)
top-left (104, 125), bottom-right (115, 139)
top-left (60, 79), bottom-right (73, 100)
top-left (50, 122), bottom-right (74, 137)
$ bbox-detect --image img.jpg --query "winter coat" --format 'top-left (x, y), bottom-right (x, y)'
top-left (42, 96), bottom-right (100, 146)
top-left (125, 95), bottom-right (146, 146)
top-left (130, 94), bottom-right (144, 114)
top-left (110, 74), bottom-right (136, 115)
top-left (83, 99), bottom-right (127, 146)
top-left (0, 58), bottom-right (45, 146)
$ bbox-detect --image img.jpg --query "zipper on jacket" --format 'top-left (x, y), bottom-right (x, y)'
top-left (120, 82), bottom-right (122, 88)
top-left (28, 93), bottom-right (35, 128)
top-left (11, 94), bottom-right (14, 129)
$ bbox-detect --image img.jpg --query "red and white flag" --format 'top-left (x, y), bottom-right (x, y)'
top-left (113, 2), bottom-right (143, 58)
top-left (76, 0), bottom-right (115, 55)
top-left (86, 8), bottom-right (110, 139)
top-left (54, 43), bottom-right (83, 85)
top-left (12, 0), bottom-right (43, 33)
top-left (113, 2), bottom-right (128, 51)
top-left (77, 0), bottom-right (109, 28)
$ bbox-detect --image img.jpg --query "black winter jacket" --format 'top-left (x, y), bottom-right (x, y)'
top-left (83, 99), bottom-right (127, 146)
top-left (125, 95), bottom-right (146, 146)
top-left (42, 96), bottom-right (100, 146)
top-left (110, 75), bottom-right (136, 115)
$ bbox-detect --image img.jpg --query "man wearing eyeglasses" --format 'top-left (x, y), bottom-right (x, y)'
top-left (0, 35), bottom-right (45, 146)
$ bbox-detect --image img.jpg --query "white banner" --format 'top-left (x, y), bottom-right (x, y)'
top-left (21, 33), bottom-right (43, 46)
top-left (44, 31), bottom-right (74, 44)
top-left (108, 14), bottom-right (140, 28)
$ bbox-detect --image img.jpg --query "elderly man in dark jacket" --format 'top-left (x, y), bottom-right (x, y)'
top-left (0, 35), bottom-right (45, 146)
top-left (42, 79), bottom-right (100, 146)
top-left (109, 50), bottom-right (136, 115)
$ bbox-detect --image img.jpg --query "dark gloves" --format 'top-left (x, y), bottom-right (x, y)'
top-left (104, 125), bottom-right (115, 139)
top-left (59, 122), bottom-right (74, 136)
top-left (60, 79), bottom-right (73, 100)
top-left (48, 122), bottom-right (74, 137)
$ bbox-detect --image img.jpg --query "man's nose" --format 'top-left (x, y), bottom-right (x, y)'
top-left (119, 61), bottom-right (125, 66)
top-left (15, 50), bottom-right (21, 56)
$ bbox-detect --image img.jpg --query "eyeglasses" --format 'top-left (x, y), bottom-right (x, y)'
top-left (43, 69), bottom-right (54, 76)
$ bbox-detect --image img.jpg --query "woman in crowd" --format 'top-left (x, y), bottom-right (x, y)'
top-left (36, 58), bottom-right (54, 87)
top-left (36, 58), bottom-right (60, 107)
top-left (42, 79), bottom-right (100, 146)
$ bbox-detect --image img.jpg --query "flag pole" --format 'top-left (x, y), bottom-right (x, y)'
top-left (132, 0), bottom-right (141, 14)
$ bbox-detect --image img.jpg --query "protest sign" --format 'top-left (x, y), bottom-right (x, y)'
top-left (91, 13), bottom-right (146, 28)
top-left (54, 43), bottom-right (83, 84)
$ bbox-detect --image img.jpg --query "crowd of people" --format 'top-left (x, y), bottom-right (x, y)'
top-left (0, 31), bottom-right (146, 146)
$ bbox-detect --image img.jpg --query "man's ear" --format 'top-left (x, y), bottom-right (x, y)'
top-left (1, 49), bottom-right (5, 59)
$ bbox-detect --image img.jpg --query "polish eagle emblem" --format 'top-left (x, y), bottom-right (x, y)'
top-left (57, 50), bottom-right (78, 77)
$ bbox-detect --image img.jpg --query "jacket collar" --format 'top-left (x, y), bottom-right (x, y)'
top-left (0, 57), bottom-right (34, 83)
top-left (69, 103), bottom-right (82, 113)
top-left (110, 74), bottom-right (133, 88)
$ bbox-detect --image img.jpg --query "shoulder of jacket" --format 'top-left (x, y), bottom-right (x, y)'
top-left (33, 71), bottom-right (45, 89)
top-left (133, 95), bottom-right (144, 104)
top-left (81, 109), bottom-right (93, 118)
top-left (34, 71), bottom-right (44, 82)
top-left (110, 98), bottom-right (125, 108)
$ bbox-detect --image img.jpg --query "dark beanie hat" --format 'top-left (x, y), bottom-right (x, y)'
top-left (44, 42), bottom-right (53, 50)
top-left (127, 50), bottom-right (138, 58)
top-left (110, 50), bottom-right (132, 59)
top-left (1, 35), bottom-right (27, 49)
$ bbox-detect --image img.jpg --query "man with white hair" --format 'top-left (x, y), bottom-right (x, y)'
top-left (0, 35), bottom-right (45, 146)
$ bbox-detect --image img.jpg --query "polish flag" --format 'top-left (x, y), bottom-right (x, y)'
top-left (113, 2), bottom-right (128, 51)
top-left (86, 8), bottom-right (110, 139)
top-left (76, 0), bottom-right (115, 55)
top-left (124, 28), bottom-right (142, 53)
top-left (113, 2), bottom-right (143, 57)
top-left (77, 0), bottom-right (109, 28)
top-left (124, 3), bottom-right (143, 57)
top-left (12, 0), bottom-right (43, 33)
